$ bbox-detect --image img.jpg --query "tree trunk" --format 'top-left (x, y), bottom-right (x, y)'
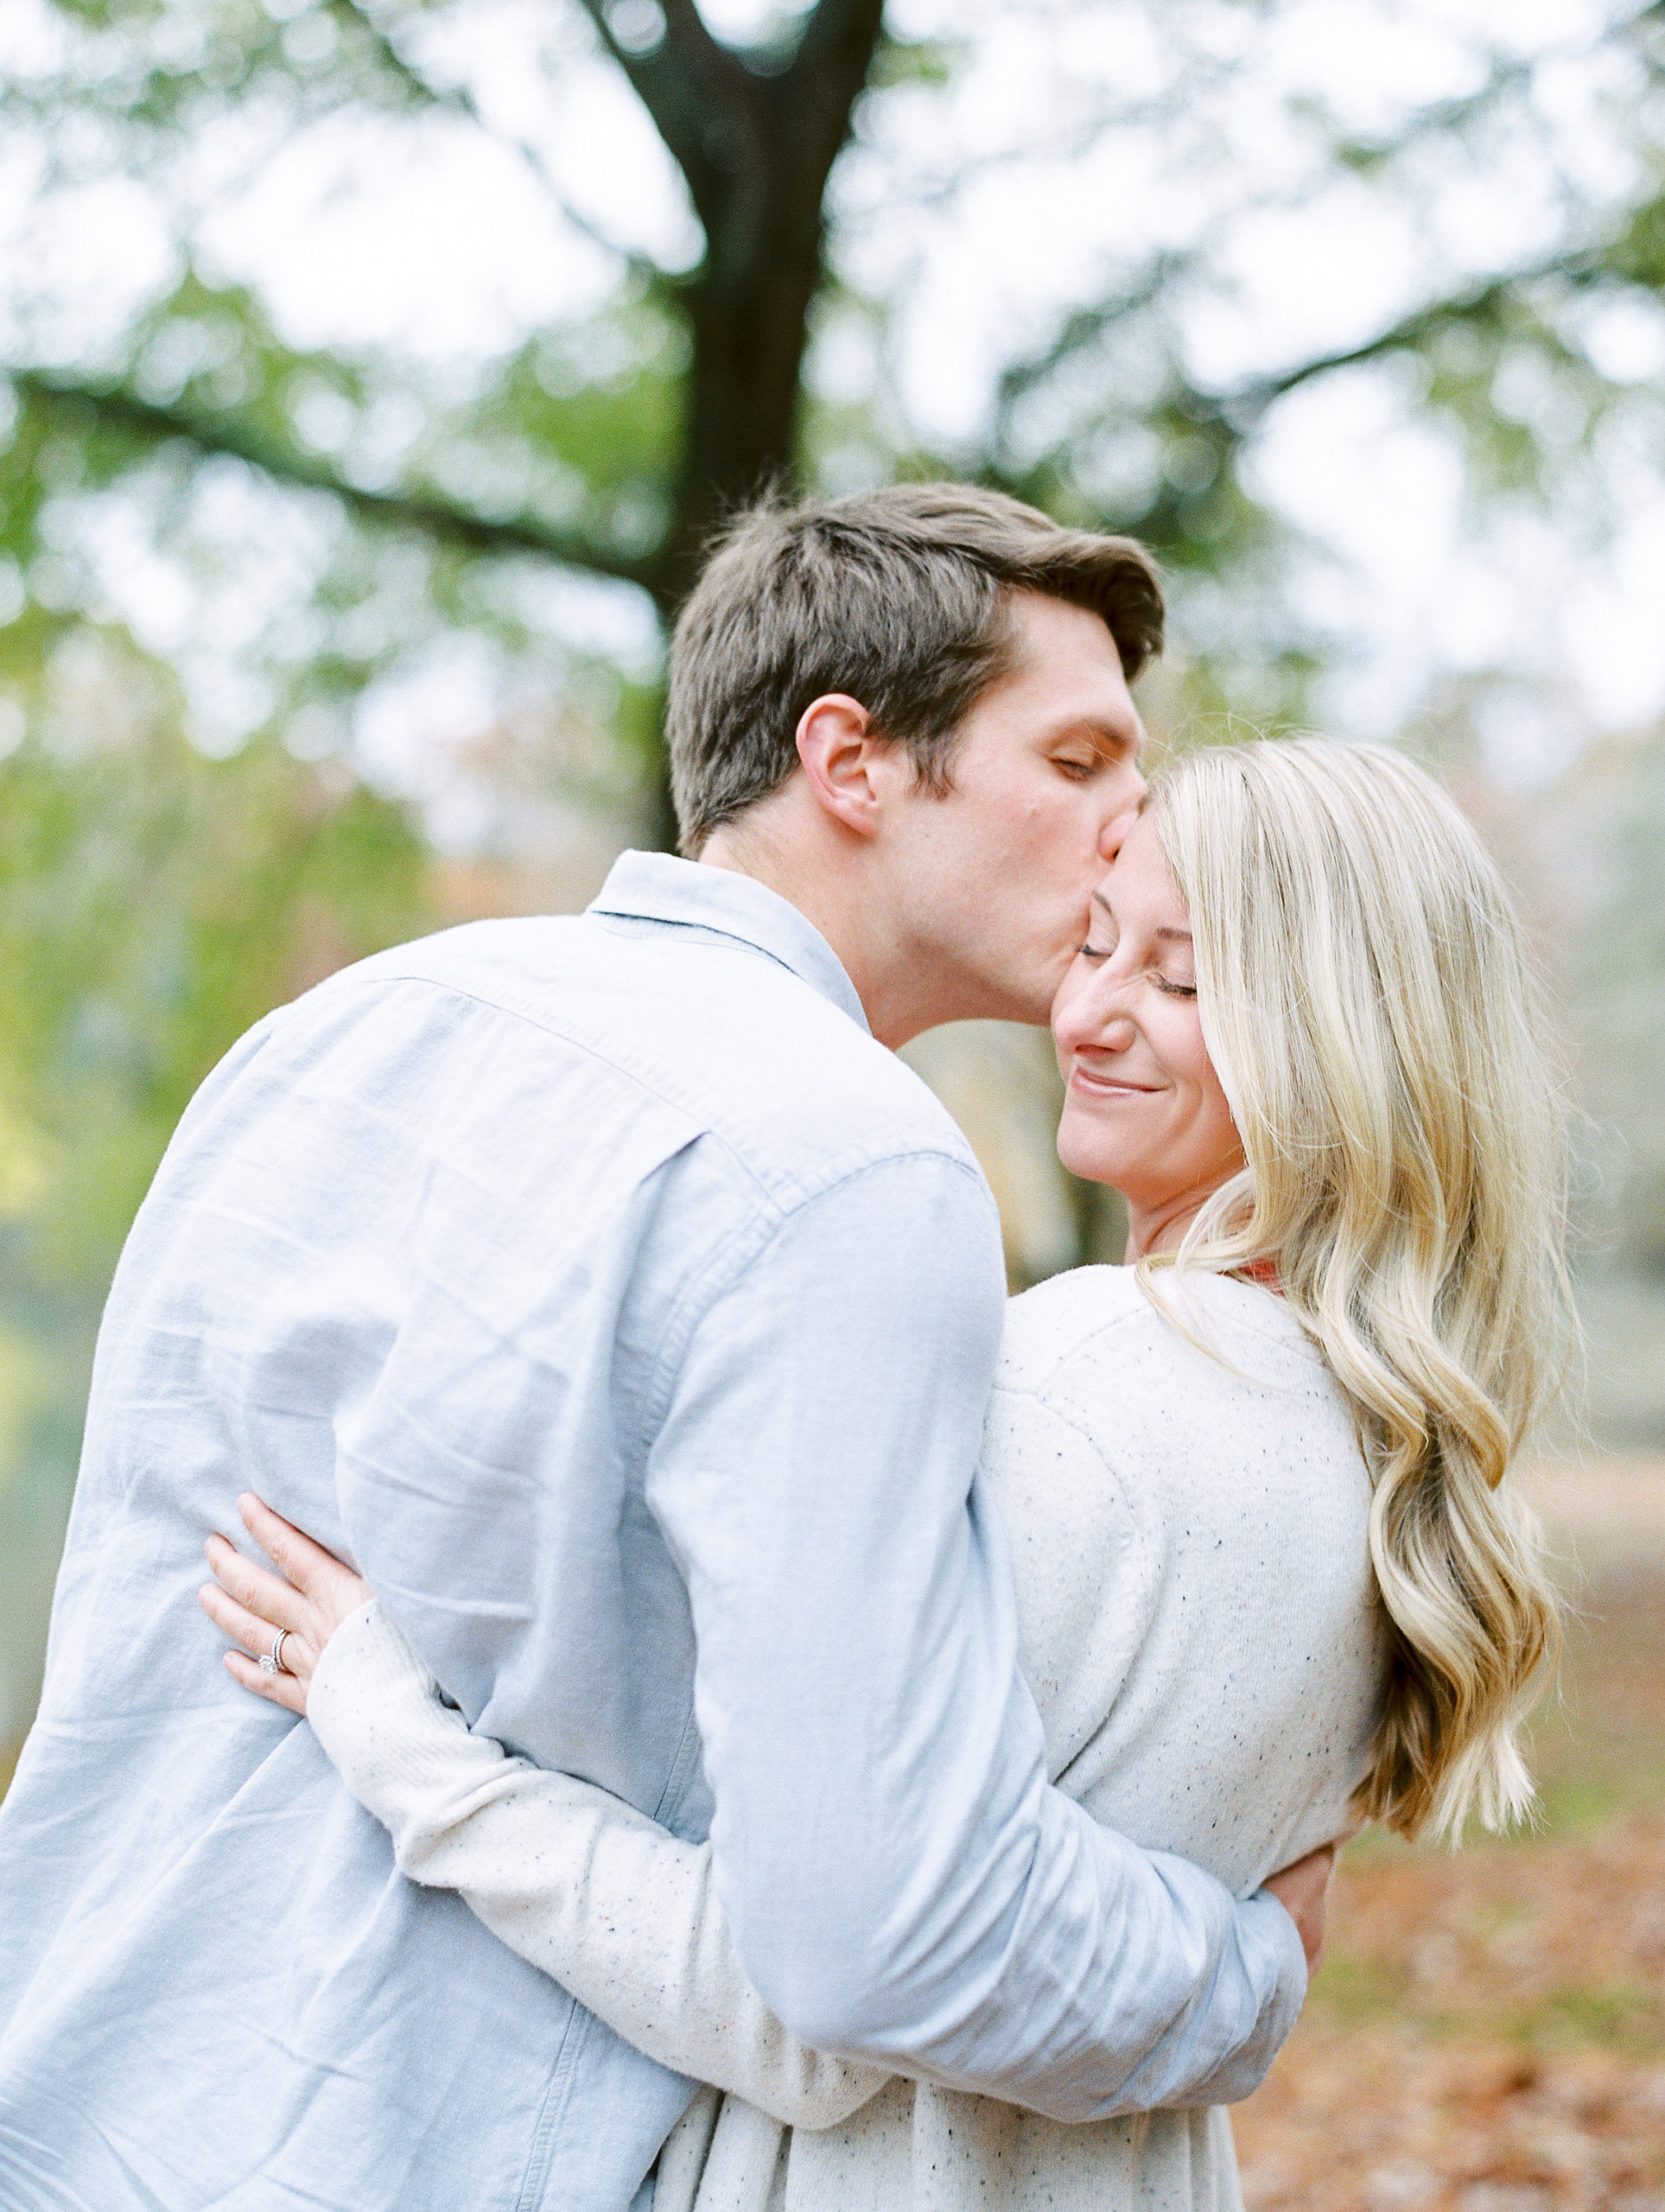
top-left (588, 0), bottom-right (889, 843)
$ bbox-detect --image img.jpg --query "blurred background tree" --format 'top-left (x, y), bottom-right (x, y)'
top-left (8, 0), bottom-right (1664, 817)
top-left (3, 0), bottom-right (1665, 1738)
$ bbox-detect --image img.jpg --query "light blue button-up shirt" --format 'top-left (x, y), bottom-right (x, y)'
top-left (0, 855), bottom-right (1302, 2212)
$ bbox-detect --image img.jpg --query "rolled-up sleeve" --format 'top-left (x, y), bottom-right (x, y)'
top-left (645, 1154), bottom-right (1306, 2125)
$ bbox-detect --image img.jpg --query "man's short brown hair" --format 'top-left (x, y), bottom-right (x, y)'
top-left (665, 482), bottom-right (1164, 854)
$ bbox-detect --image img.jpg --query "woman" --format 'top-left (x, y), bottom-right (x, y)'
top-left (203, 738), bottom-right (1569, 2211)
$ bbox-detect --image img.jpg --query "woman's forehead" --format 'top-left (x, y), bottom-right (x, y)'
top-left (1097, 813), bottom-right (1191, 927)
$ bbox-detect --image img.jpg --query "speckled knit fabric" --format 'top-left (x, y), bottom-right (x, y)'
top-left (309, 1264), bottom-right (1385, 2212)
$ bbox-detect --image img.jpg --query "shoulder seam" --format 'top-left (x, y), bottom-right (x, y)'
top-left (1001, 1285), bottom-right (1155, 1393)
top-left (643, 1150), bottom-right (1000, 1447)
top-left (986, 1377), bottom-right (1138, 1520)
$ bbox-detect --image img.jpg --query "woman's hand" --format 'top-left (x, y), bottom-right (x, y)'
top-left (199, 1492), bottom-right (373, 1719)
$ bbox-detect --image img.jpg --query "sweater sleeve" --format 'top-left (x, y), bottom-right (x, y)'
top-left (307, 1600), bottom-right (889, 2130)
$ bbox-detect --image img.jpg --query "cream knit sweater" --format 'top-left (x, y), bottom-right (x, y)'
top-left (308, 1265), bottom-right (1384, 2212)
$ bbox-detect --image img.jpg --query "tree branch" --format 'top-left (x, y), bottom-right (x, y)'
top-left (1222, 250), bottom-right (1608, 423)
top-left (786, 0), bottom-right (888, 178)
top-left (323, 0), bottom-right (668, 289)
top-left (10, 370), bottom-right (665, 594)
top-left (572, 0), bottom-right (752, 236)
top-left (791, 0), bottom-right (888, 95)
top-left (996, 239), bottom-right (1609, 467)
top-left (989, 251), bottom-right (1197, 445)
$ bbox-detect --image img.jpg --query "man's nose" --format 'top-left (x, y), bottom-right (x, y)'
top-left (1097, 769), bottom-right (1147, 861)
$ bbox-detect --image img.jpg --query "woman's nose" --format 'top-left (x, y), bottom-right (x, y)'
top-left (1091, 1013), bottom-right (1137, 1052)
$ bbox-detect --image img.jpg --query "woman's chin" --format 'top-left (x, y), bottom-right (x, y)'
top-left (1056, 1122), bottom-right (1133, 1193)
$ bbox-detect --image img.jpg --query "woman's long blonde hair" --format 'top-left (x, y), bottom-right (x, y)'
top-left (1144, 738), bottom-right (1571, 1843)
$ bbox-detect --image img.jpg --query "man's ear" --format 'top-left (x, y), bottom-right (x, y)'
top-left (795, 695), bottom-right (889, 838)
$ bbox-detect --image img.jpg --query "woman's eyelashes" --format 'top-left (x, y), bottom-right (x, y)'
top-left (1079, 937), bottom-right (1197, 999)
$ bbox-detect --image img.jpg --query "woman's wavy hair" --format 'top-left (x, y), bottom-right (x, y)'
top-left (1143, 738), bottom-right (1572, 1842)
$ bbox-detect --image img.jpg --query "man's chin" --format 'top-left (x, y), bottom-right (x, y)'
top-left (937, 947), bottom-right (1070, 1029)
top-left (1000, 987), bottom-right (1061, 1029)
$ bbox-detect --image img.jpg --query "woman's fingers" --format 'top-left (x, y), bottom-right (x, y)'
top-left (198, 1574), bottom-right (317, 1683)
top-left (200, 1531), bottom-right (322, 1691)
top-left (223, 1644), bottom-right (309, 1718)
top-left (200, 1495), bottom-right (372, 1717)
top-left (197, 1573), bottom-right (275, 1657)
top-left (238, 1492), bottom-right (360, 1610)
top-left (205, 1531), bottom-right (309, 1639)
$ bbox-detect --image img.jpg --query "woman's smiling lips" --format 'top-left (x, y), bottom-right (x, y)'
top-left (1068, 1063), bottom-right (1161, 1099)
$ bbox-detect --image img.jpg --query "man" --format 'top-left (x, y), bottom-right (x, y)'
top-left (0, 486), bottom-right (1326, 2211)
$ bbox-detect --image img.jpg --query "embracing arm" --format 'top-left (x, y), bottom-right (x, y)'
top-left (207, 1148), bottom-right (1308, 2129)
top-left (647, 1155), bottom-right (1307, 2121)
top-left (306, 1599), bottom-right (887, 2129)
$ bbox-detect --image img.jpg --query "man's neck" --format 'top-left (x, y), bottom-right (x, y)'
top-left (696, 818), bottom-right (925, 1048)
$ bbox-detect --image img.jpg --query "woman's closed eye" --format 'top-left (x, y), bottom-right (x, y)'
top-left (1079, 939), bottom-right (1197, 999)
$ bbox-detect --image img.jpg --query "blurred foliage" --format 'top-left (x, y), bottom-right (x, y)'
top-left (0, 598), bottom-right (431, 1729)
top-left (3, 0), bottom-right (1665, 1728)
top-left (0, 261), bottom-right (680, 791)
top-left (1, 0), bottom-right (1662, 1185)
top-left (4, 0), bottom-right (1662, 779)
top-left (1551, 730), bottom-right (1665, 1276)
top-left (0, 701), bottom-right (430, 1295)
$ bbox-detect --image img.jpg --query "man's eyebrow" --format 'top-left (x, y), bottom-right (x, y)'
top-left (1057, 717), bottom-right (1139, 754)
top-left (1082, 719), bottom-right (1140, 753)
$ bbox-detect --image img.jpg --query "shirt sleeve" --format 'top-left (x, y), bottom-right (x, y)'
top-left (644, 1153), bottom-right (1307, 2124)
top-left (308, 1600), bottom-right (888, 2129)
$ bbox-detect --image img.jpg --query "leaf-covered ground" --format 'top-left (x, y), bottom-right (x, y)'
top-left (1235, 1458), bottom-right (1665, 2212)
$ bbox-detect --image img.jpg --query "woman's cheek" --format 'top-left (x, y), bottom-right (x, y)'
top-left (1049, 963), bottom-right (1096, 1058)
top-left (1056, 1097), bottom-right (1105, 1182)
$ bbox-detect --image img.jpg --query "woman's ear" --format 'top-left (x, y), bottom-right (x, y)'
top-left (795, 694), bottom-right (886, 838)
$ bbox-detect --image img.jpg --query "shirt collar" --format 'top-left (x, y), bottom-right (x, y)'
top-left (588, 851), bottom-right (871, 1035)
